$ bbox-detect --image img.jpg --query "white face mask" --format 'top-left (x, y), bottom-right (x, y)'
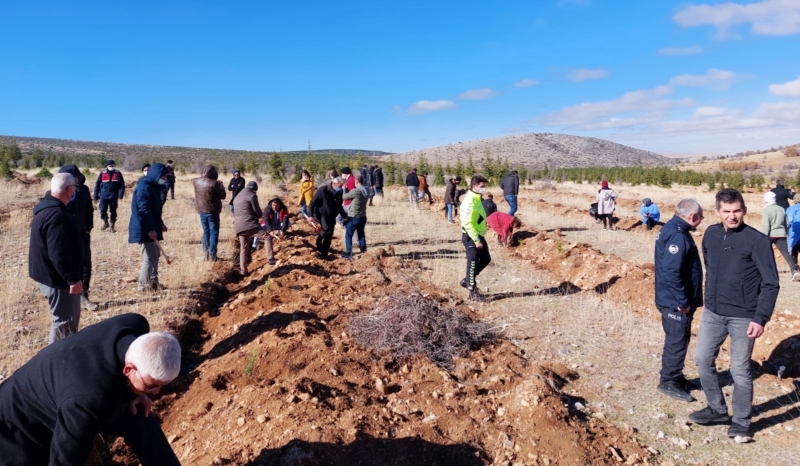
top-left (107, 166), bottom-right (115, 172)
top-left (479, 187), bottom-right (487, 194)
top-left (158, 178), bottom-right (167, 185)
top-left (143, 169), bottom-right (148, 175)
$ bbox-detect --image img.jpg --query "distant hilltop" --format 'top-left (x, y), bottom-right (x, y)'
top-left (0, 135), bottom-right (391, 159)
top-left (389, 133), bottom-right (673, 168)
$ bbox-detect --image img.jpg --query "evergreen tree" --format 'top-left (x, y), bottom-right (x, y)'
top-left (267, 152), bottom-right (285, 182)
top-left (417, 153), bottom-right (430, 176)
top-left (454, 157), bottom-right (465, 180)
top-left (466, 154), bottom-right (476, 178)
top-left (433, 164), bottom-right (445, 186)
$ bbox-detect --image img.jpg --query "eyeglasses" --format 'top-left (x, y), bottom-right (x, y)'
top-left (136, 370), bottom-right (164, 394)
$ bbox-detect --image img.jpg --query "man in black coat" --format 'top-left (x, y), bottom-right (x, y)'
top-left (29, 172), bottom-right (83, 343)
top-left (165, 159), bottom-right (176, 201)
top-left (59, 164), bottom-right (98, 311)
top-left (770, 179), bottom-right (796, 209)
top-left (373, 166), bottom-right (384, 199)
top-left (689, 188), bottom-right (780, 439)
top-left (228, 169), bottom-right (245, 212)
top-left (405, 168), bottom-right (420, 209)
top-left (654, 198), bottom-right (704, 402)
top-left (0, 313), bottom-right (182, 466)
top-left (309, 177), bottom-right (347, 260)
top-left (500, 170), bottom-right (520, 216)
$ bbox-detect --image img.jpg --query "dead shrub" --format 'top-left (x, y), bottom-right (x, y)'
top-left (348, 289), bottom-right (499, 370)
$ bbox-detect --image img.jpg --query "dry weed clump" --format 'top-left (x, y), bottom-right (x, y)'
top-left (348, 289), bottom-right (498, 370)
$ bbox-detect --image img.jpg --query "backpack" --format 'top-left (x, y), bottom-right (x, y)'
top-left (360, 185), bottom-right (375, 199)
top-left (589, 203), bottom-right (598, 218)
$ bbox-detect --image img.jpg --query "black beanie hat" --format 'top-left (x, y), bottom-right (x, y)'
top-left (340, 167), bottom-right (352, 175)
top-left (246, 181), bottom-right (258, 191)
top-left (142, 163), bottom-right (151, 171)
top-left (167, 159), bottom-right (173, 164)
top-left (105, 159), bottom-right (115, 166)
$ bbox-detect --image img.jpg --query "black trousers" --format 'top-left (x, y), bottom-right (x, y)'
top-left (99, 198), bottom-right (118, 222)
top-left (168, 182), bottom-right (175, 199)
top-left (0, 411), bottom-right (179, 466)
top-left (101, 410), bottom-right (180, 466)
top-left (658, 304), bottom-right (695, 384)
top-left (316, 216), bottom-right (335, 259)
top-left (645, 218), bottom-right (657, 230)
top-left (421, 188), bottom-right (433, 203)
top-left (79, 233), bottom-right (92, 293)
top-left (462, 233), bottom-right (491, 289)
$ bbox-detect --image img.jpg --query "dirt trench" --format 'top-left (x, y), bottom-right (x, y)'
top-left (106, 216), bottom-right (652, 466)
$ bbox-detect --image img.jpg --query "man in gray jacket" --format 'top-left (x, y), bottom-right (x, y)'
top-left (233, 182), bottom-right (274, 275)
top-left (341, 173), bottom-right (369, 259)
top-left (500, 170), bottom-right (519, 216)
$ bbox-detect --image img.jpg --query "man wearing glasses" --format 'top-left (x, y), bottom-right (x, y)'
top-left (29, 173), bottom-right (83, 343)
top-left (0, 313), bottom-right (182, 466)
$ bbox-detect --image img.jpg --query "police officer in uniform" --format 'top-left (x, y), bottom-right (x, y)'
top-left (654, 198), bottom-right (704, 402)
top-left (93, 159), bottom-right (126, 232)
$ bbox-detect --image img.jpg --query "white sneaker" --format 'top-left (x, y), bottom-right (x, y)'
top-left (792, 271), bottom-right (800, 282)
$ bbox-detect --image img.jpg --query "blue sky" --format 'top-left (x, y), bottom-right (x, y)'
top-left (1, 0), bottom-right (799, 155)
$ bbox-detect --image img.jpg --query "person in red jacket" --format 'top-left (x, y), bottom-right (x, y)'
top-left (486, 211), bottom-right (522, 247)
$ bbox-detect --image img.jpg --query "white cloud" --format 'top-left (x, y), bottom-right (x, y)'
top-left (657, 45), bottom-right (703, 56)
top-left (673, 0), bottom-right (800, 38)
top-left (514, 79), bottom-right (540, 88)
top-left (567, 68), bottom-right (609, 82)
top-left (669, 68), bottom-right (736, 89)
top-left (406, 99), bottom-right (456, 115)
top-left (458, 88), bottom-right (497, 100)
top-left (769, 76), bottom-right (800, 98)
top-left (694, 106), bottom-right (728, 117)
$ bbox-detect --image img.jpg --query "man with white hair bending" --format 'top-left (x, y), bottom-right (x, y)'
top-left (29, 172), bottom-right (84, 343)
top-left (0, 313), bottom-right (182, 466)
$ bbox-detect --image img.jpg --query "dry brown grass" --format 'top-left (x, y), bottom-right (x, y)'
top-left (3, 174), bottom-right (800, 465)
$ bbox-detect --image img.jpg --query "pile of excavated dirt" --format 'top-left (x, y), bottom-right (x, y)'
top-left (511, 228), bottom-right (657, 315)
top-left (108, 220), bottom-right (653, 466)
top-left (10, 170), bottom-right (43, 185)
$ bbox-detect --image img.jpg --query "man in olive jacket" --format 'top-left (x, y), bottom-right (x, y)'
top-left (193, 165), bottom-right (226, 261)
top-left (233, 181), bottom-right (274, 274)
top-left (689, 188), bottom-right (779, 439)
top-left (0, 313), bottom-right (181, 466)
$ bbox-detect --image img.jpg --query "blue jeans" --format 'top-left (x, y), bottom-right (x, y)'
top-left (301, 202), bottom-right (308, 217)
top-left (446, 203), bottom-right (454, 222)
top-left (199, 212), bottom-right (220, 259)
top-left (504, 195), bottom-right (518, 216)
top-left (345, 216), bottom-right (367, 254)
top-left (695, 310), bottom-right (755, 426)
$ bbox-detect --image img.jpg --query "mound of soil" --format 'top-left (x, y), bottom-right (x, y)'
top-left (9, 170), bottom-right (43, 185)
top-left (511, 228), bottom-right (656, 315)
top-left (109, 221), bottom-right (652, 465)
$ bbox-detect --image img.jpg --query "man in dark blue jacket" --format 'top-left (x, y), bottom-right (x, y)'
top-left (0, 313), bottom-right (181, 466)
top-left (654, 198), bottom-right (704, 402)
top-left (309, 177), bottom-right (346, 260)
top-left (129, 163), bottom-right (169, 291)
top-left (689, 188), bottom-right (780, 439)
top-left (29, 173), bottom-right (83, 343)
top-left (93, 159), bottom-right (125, 232)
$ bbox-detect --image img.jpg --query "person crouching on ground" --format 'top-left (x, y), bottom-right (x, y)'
top-left (640, 198), bottom-right (661, 230)
top-left (689, 188), bottom-right (779, 439)
top-left (193, 164), bottom-right (226, 261)
top-left (30, 173), bottom-right (83, 343)
top-left (254, 197), bottom-right (291, 256)
top-left (309, 176), bottom-right (347, 260)
top-left (596, 180), bottom-right (617, 230)
top-left (298, 169), bottom-right (314, 217)
top-left (654, 198), bottom-right (704, 403)
top-left (487, 211), bottom-right (521, 248)
top-left (129, 163), bottom-right (169, 292)
top-left (0, 313), bottom-right (182, 466)
top-left (341, 173), bottom-right (369, 259)
top-left (762, 191), bottom-right (799, 280)
top-left (482, 192), bottom-right (497, 216)
top-left (232, 181), bottom-right (275, 274)
top-left (459, 175), bottom-right (491, 301)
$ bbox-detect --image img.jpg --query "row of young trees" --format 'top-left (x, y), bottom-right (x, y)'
top-left (539, 166), bottom-right (798, 191)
